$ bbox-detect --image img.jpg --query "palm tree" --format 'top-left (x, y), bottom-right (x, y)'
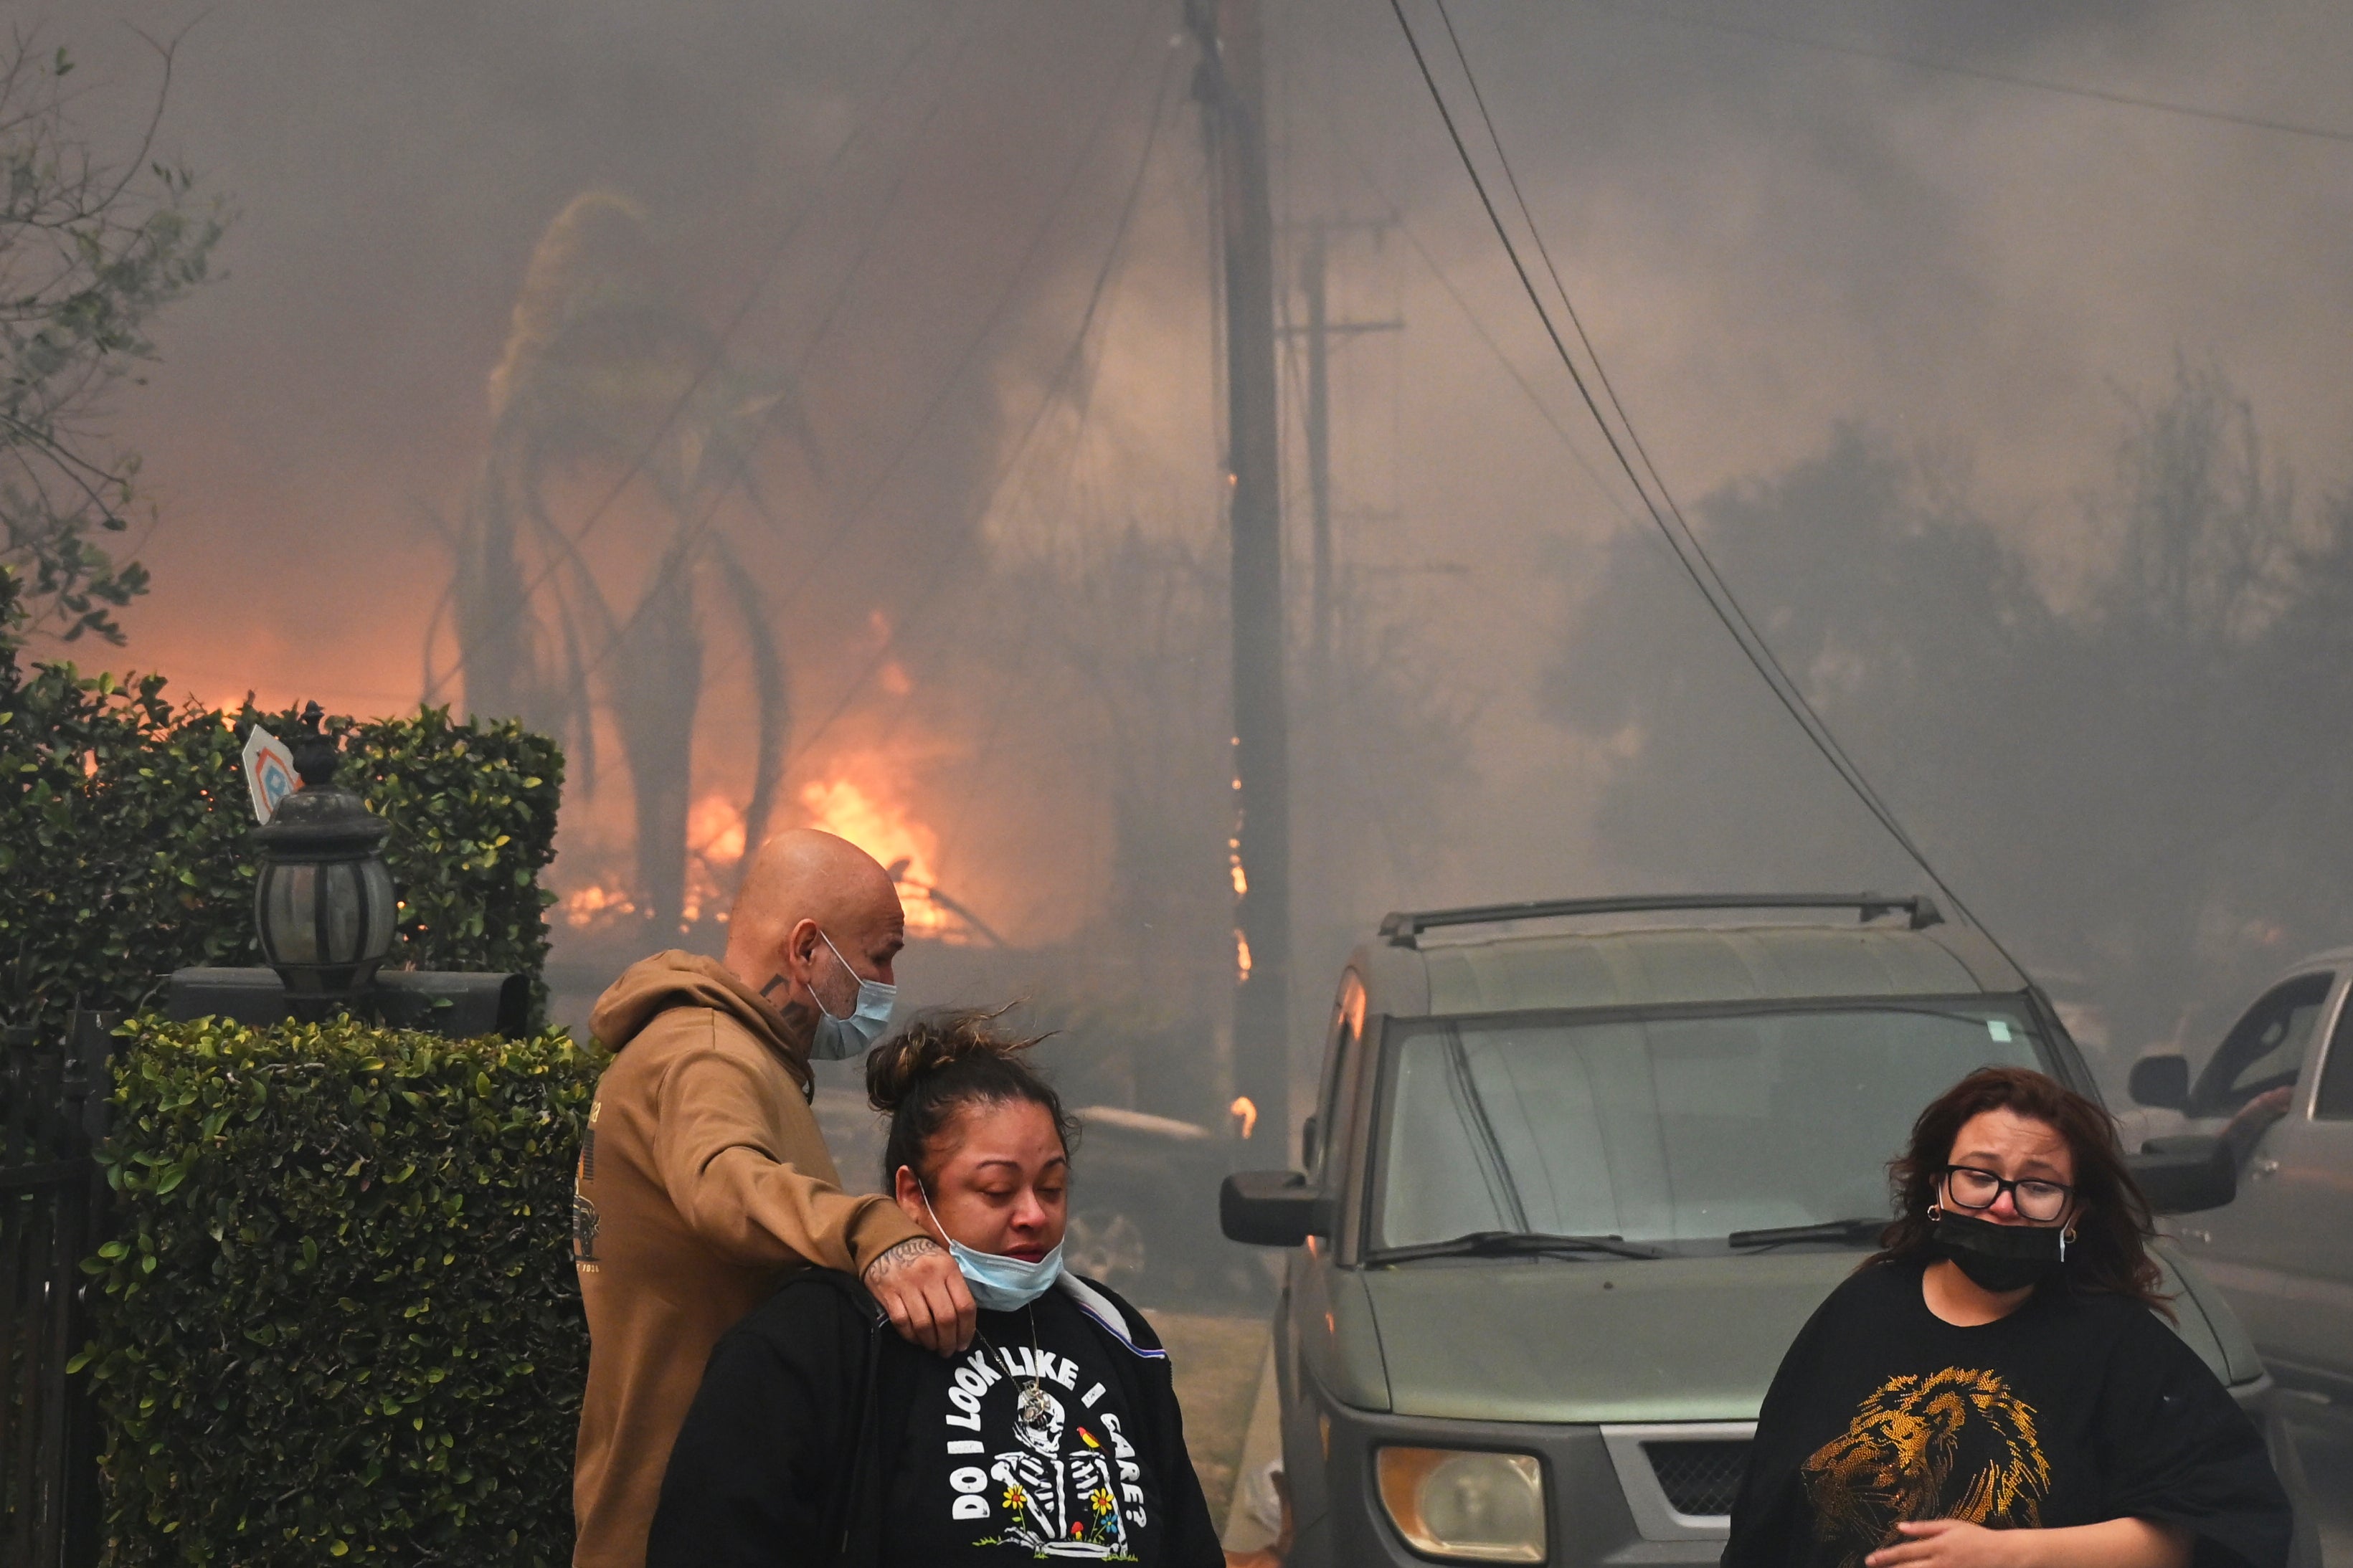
top-left (425, 190), bottom-right (800, 928)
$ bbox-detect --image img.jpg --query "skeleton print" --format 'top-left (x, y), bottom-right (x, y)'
top-left (936, 1336), bottom-right (1150, 1560)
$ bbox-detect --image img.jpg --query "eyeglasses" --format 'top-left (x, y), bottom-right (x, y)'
top-left (1943, 1165), bottom-right (2072, 1222)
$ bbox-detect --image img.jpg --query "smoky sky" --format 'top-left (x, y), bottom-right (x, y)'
top-left (50, 0), bottom-right (2353, 1047)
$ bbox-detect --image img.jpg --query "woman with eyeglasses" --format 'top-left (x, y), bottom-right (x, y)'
top-left (1725, 1066), bottom-right (2291, 1568)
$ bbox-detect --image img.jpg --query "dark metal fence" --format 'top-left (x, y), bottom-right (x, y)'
top-left (1, 1015), bottom-right (116, 1568)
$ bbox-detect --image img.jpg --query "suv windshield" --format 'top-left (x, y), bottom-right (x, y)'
top-left (1369, 1001), bottom-right (2049, 1253)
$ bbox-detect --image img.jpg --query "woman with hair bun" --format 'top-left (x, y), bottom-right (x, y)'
top-left (1726, 1066), bottom-right (2291, 1568)
top-left (648, 1009), bottom-right (1224, 1568)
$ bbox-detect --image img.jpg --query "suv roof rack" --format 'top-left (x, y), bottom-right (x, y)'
top-left (1378, 893), bottom-right (1945, 947)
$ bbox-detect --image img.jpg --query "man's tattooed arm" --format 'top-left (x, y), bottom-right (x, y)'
top-left (861, 1235), bottom-right (946, 1281)
top-left (862, 1235), bottom-right (973, 1353)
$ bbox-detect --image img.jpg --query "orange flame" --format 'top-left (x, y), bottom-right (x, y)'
top-left (675, 792), bottom-right (751, 925)
top-left (1229, 1096), bottom-right (1259, 1139)
top-left (563, 881), bottom-right (638, 928)
top-left (799, 771), bottom-right (955, 939)
top-left (688, 792), bottom-right (747, 868)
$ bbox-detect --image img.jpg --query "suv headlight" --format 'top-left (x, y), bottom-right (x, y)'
top-left (1375, 1446), bottom-right (1546, 1563)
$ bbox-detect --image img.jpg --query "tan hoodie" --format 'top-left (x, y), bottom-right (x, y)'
top-left (570, 951), bottom-right (925, 1568)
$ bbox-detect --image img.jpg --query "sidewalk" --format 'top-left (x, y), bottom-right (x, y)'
top-left (1219, 1341), bottom-right (1283, 1554)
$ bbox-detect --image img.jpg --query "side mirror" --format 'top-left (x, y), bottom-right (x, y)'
top-left (1220, 1169), bottom-right (1334, 1248)
top-left (2130, 1134), bottom-right (2236, 1215)
top-left (2129, 1055), bottom-right (2191, 1111)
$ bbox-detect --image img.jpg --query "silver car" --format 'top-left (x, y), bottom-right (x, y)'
top-left (2130, 948), bottom-right (2353, 1407)
top-left (1223, 895), bottom-right (2316, 1568)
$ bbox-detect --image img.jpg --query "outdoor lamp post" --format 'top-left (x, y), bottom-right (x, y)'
top-left (162, 701), bottom-right (527, 1038)
top-left (250, 703), bottom-right (397, 1007)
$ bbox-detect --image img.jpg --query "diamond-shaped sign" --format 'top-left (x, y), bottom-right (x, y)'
top-left (241, 726), bottom-right (298, 824)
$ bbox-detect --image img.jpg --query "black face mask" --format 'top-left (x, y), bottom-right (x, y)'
top-left (1931, 1211), bottom-right (2068, 1293)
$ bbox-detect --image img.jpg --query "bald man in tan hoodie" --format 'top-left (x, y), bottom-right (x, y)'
top-left (571, 830), bottom-right (975, 1568)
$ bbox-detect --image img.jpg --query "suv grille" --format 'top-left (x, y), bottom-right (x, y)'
top-left (1644, 1440), bottom-right (1747, 1517)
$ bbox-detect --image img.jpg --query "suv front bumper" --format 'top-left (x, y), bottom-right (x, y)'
top-left (1291, 1395), bottom-right (1743, 1568)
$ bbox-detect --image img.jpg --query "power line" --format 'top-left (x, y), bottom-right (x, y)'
top-left (1302, 87), bottom-right (1641, 529)
top-left (1426, 0), bottom-right (1837, 713)
top-left (889, 41), bottom-right (1175, 832)
top-left (1291, 0), bottom-right (1662, 528)
top-left (773, 25), bottom-right (1181, 780)
top-left (559, 1), bottom-right (998, 678)
top-left (1426, 0), bottom-right (1969, 923)
top-left (565, 0), bottom-right (1168, 702)
top-left (1389, 0), bottom-right (2001, 944)
top-left (422, 5), bottom-right (968, 704)
top-left (1608, 1), bottom-right (2353, 148)
top-left (777, 16), bottom-right (994, 392)
top-left (927, 119), bottom-right (1168, 874)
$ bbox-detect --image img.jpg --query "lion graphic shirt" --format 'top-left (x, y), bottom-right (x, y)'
top-left (1725, 1258), bottom-right (2291, 1568)
top-left (886, 1292), bottom-right (1168, 1562)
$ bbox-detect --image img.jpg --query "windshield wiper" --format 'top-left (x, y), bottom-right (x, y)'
top-left (1372, 1229), bottom-right (1662, 1264)
top-left (1726, 1218), bottom-right (1888, 1251)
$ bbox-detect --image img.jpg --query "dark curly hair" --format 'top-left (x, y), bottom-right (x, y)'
top-left (1866, 1065), bottom-right (2169, 1314)
top-left (865, 1007), bottom-right (1079, 1192)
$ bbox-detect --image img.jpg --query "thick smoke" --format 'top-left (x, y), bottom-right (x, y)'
top-left (48, 0), bottom-right (2353, 1098)
top-left (37, 0), bottom-right (2353, 1511)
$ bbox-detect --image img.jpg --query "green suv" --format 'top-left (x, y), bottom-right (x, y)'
top-left (1221, 895), bottom-right (2314, 1567)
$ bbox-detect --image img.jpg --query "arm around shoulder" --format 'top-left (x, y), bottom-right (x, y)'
top-left (650, 1024), bottom-right (927, 1273)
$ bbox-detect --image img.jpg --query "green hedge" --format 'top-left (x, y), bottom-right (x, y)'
top-left (0, 662), bottom-right (564, 1040)
top-left (78, 1015), bottom-right (601, 1565)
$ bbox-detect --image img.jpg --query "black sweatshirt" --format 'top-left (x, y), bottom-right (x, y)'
top-left (1725, 1258), bottom-right (2291, 1568)
top-left (646, 1270), bottom-right (1225, 1568)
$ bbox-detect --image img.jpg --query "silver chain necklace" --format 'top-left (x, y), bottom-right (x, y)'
top-left (972, 1305), bottom-right (1052, 1425)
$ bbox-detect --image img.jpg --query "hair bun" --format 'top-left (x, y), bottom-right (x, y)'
top-left (865, 1005), bottom-right (1049, 1113)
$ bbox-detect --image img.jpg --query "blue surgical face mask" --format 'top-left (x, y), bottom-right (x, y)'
top-left (806, 928), bottom-right (897, 1062)
top-left (922, 1189), bottom-right (1065, 1311)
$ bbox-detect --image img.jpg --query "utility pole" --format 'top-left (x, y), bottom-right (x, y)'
top-left (1188, 0), bottom-right (1289, 1156)
top-left (1302, 224), bottom-right (1332, 689)
top-left (1284, 222), bottom-right (1400, 697)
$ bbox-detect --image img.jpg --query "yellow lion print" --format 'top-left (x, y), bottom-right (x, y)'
top-left (1802, 1367), bottom-right (2053, 1568)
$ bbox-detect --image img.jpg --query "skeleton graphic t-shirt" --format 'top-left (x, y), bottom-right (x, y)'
top-left (646, 1270), bottom-right (1221, 1568)
top-left (1725, 1258), bottom-right (2290, 1568)
top-left (885, 1292), bottom-right (1169, 1563)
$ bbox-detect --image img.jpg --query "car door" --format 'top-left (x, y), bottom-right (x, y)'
top-left (2184, 970), bottom-right (2337, 1359)
top-left (2256, 984), bottom-right (2353, 1388)
top-left (1279, 972), bottom-right (1369, 1550)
